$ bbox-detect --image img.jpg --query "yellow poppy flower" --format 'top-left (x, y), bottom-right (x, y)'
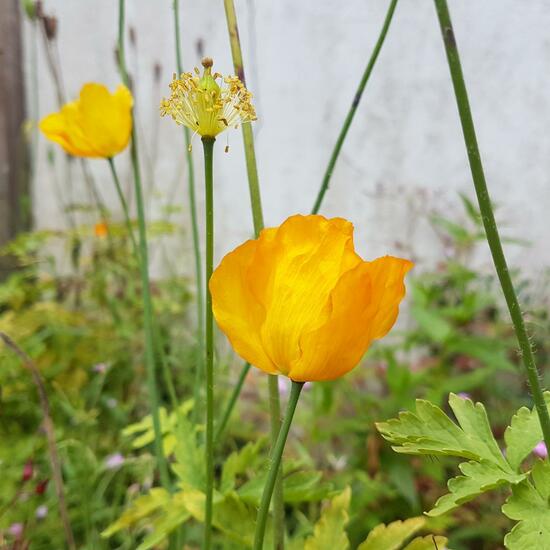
top-left (210, 214), bottom-right (413, 382)
top-left (40, 83), bottom-right (133, 158)
top-left (160, 57), bottom-right (256, 139)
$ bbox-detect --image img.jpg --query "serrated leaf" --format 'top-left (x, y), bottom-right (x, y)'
top-left (503, 460), bottom-right (550, 549)
top-left (358, 517), bottom-right (425, 550)
top-left (428, 460), bottom-right (525, 517)
top-left (377, 394), bottom-right (508, 468)
top-left (505, 393), bottom-right (550, 470)
top-left (304, 487), bottom-right (350, 550)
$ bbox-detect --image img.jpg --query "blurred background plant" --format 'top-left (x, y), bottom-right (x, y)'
top-left (1, 0), bottom-right (549, 549)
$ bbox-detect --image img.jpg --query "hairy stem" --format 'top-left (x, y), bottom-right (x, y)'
top-left (433, 0), bottom-right (550, 450)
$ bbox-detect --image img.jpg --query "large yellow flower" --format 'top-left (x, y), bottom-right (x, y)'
top-left (160, 57), bottom-right (256, 139)
top-left (210, 215), bottom-right (413, 382)
top-left (40, 83), bottom-right (133, 158)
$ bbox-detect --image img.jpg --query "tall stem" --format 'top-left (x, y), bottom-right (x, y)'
top-left (202, 137), bottom-right (216, 550)
top-left (311, 0), bottom-right (399, 214)
top-left (433, 0), bottom-right (550, 450)
top-left (1, 333), bottom-right (76, 550)
top-left (215, 362), bottom-right (251, 443)
top-left (117, 0), bottom-right (171, 489)
top-left (173, 0), bottom-right (204, 421)
top-left (107, 157), bottom-right (138, 255)
top-left (222, 3), bottom-right (284, 547)
top-left (253, 381), bottom-right (304, 550)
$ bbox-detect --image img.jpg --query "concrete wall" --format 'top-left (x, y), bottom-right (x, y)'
top-left (25, 1), bottom-right (550, 284)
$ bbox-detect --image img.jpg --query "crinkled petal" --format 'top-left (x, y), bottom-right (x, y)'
top-left (250, 215), bottom-right (362, 374)
top-left (209, 239), bottom-right (277, 375)
top-left (289, 256), bottom-right (413, 381)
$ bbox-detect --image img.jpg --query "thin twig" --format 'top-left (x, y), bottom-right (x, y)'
top-left (0, 333), bottom-right (76, 550)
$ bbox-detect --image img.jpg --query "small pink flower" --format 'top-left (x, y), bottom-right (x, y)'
top-left (9, 523), bottom-right (24, 538)
top-left (457, 392), bottom-right (471, 400)
top-left (92, 362), bottom-right (109, 374)
top-left (533, 441), bottom-right (548, 459)
top-left (105, 453), bottom-right (125, 469)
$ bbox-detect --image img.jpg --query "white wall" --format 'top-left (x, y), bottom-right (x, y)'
top-left (26, 0), bottom-right (550, 284)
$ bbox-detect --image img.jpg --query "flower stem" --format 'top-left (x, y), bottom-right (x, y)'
top-left (253, 381), bottom-right (304, 550)
top-left (117, 0), bottom-right (171, 490)
top-left (107, 157), bottom-right (138, 254)
top-left (223, 3), bottom-right (284, 546)
top-left (311, 0), bottom-right (399, 215)
top-left (202, 136), bottom-right (216, 550)
top-left (433, 0), bottom-right (550, 450)
top-left (173, 0), bottom-right (204, 422)
top-left (215, 362), bottom-right (251, 444)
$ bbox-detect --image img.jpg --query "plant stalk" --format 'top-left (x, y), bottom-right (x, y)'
top-left (172, 0), bottom-right (204, 422)
top-left (117, 0), bottom-right (171, 490)
top-left (0, 333), bottom-right (76, 550)
top-left (253, 381), bottom-right (304, 550)
top-left (311, 0), bottom-right (399, 214)
top-left (215, 362), bottom-right (251, 443)
top-left (107, 157), bottom-right (138, 254)
top-left (202, 136), bottom-right (216, 550)
top-left (433, 0), bottom-right (550, 450)
top-left (222, 4), bottom-right (285, 547)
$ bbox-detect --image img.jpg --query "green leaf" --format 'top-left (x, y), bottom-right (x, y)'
top-left (411, 305), bottom-right (454, 343)
top-left (377, 394), bottom-right (508, 467)
top-left (505, 393), bottom-right (550, 470)
top-left (181, 489), bottom-right (266, 547)
top-left (238, 468), bottom-right (334, 505)
top-left (428, 460), bottom-right (524, 516)
top-left (220, 438), bottom-right (266, 494)
top-left (358, 517), bottom-right (425, 550)
top-left (503, 460), bottom-right (550, 549)
top-left (101, 488), bottom-right (171, 537)
top-left (304, 487), bottom-right (351, 550)
top-left (403, 535), bottom-right (449, 550)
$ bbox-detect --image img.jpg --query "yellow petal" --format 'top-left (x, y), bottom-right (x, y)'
top-left (39, 83), bottom-right (133, 158)
top-left (251, 215), bottom-right (361, 375)
top-left (209, 239), bottom-right (277, 375)
top-left (290, 256), bottom-right (413, 381)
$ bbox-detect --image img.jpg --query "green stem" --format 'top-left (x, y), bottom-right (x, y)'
top-left (253, 381), bottom-right (304, 550)
top-left (222, 4), bottom-right (284, 544)
top-left (215, 363), bottom-right (251, 443)
top-left (117, 0), bottom-right (171, 490)
top-left (202, 137), bottom-right (216, 550)
top-left (173, 0), bottom-right (204, 422)
top-left (433, 0), bottom-right (550, 450)
top-left (311, 0), bottom-right (399, 214)
top-left (108, 156), bottom-right (179, 413)
top-left (107, 157), bottom-right (138, 255)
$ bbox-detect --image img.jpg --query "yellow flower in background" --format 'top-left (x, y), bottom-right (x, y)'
top-left (40, 83), bottom-right (133, 158)
top-left (160, 57), bottom-right (256, 138)
top-left (210, 215), bottom-right (413, 382)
